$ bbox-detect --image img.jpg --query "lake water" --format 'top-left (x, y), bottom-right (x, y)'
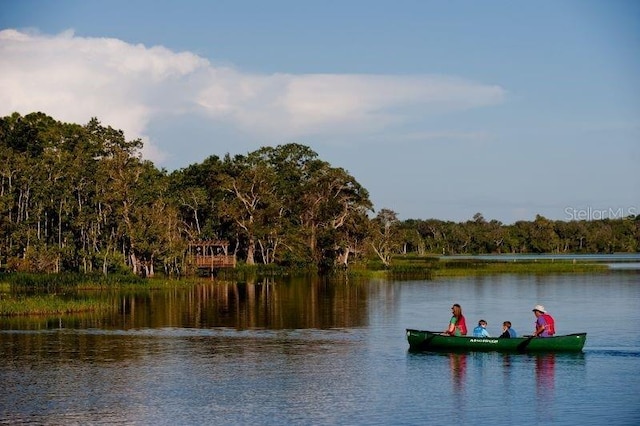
top-left (1, 270), bottom-right (639, 425)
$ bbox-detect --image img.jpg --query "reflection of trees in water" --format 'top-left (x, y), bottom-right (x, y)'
top-left (104, 277), bottom-right (373, 330)
top-left (1, 277), bottom-right (377, 364)
top-left (1, 277), bottom-right (376, 331)
top-left (0, 330), bottom-right (153, 364)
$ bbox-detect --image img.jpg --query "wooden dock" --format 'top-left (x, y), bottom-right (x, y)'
top-left (193, 254), bottom-right (236, 269)
top-left (188, 240), bottom-right (236, 273)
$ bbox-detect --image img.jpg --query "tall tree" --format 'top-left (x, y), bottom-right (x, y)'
top-left (369, 208), bottom-right (401, 267)
top-left (219, 154), bottom-right (278, 265)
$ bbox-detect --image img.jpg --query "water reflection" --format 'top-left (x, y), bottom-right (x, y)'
top-left (1, 277), bottom-right (374, 331)
top-left (535, 353), bottom-right (556, 396)
top-left (535, 353), bottom-right (556, 423)
top-left (448, 353), bottom-right (467, 393)
top-left (0, 277), bottom-right (380, 370)
top-left (1, 330), bottom-right (162, 364)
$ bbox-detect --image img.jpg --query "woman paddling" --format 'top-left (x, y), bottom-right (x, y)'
top-left (444, 303), bottom-right (467, 336)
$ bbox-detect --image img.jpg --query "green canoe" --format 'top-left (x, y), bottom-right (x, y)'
top-left (406, 329), bottom-right (587, 353)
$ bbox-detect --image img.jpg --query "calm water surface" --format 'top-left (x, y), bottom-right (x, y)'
top-left (1, 271), bottom-right (639, 425)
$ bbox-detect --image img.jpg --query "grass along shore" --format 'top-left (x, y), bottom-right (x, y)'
top-left (0, 259), bottom-right (613, 316)
top-left (0, 294), bottom-right (115, 316)
top-left (363, 256), bottom-right (610, 278)
top-left (430, 258), bottom-right (609, 276)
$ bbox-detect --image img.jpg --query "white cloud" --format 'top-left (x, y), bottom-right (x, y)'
top-left (0, 29), bottom-right (506, 165)
top-left (198, 73), bottom-right (506, 138)
top-left (0, 29), bottom-right (208, 163)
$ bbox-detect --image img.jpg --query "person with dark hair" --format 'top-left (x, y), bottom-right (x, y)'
top-left (473, 319), bottom-right (490, 337)
top-left (444, 304), bottom-right (467, 336)
top-left (500, 321), bottom-right (517, 338)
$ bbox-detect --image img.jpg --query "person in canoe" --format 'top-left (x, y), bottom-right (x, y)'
top-left (499, 321), bottom-right (517, 338)
top-left (532, 305), bottom-right (556, 337)
top-left (472, 319), bottom-right (490, 337)
top-left (444, 303), bottom-right (467, 336)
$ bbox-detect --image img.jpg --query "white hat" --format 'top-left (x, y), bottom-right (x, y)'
top-left (532, 304), bottom-right (546, 313)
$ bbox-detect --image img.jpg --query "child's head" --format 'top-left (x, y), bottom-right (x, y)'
top-left (503, 321), bottom-right (511, 328)
top-left (478, 320), bottom-right (487, 327)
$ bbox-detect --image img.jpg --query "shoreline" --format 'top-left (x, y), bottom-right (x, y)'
top-left (0, 259), bottom-right (620, 316)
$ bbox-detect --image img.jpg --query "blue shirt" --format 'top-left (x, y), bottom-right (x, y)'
top-left (473, 325), bottom-right (490, 337)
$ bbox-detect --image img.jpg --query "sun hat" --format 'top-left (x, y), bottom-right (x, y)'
top-left (532, 304), bottom-right (546, 313)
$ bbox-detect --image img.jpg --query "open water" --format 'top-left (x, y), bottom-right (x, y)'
top-left (1, 269), bottom-right (639, 425)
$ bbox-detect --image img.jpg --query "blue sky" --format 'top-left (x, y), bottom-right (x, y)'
top-left (1, 0), bottom-right (638, 223)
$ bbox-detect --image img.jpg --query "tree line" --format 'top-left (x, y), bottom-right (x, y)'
top-left (1, 112), bottom-right (637, 275)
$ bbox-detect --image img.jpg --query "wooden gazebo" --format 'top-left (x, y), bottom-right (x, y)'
top-left (188, 240), bottom-right (236, 272)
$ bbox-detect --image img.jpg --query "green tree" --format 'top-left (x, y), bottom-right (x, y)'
top-left (369, 208), bottom-right (402, 267)
top-left (218, 153), bottom-right (278, 265)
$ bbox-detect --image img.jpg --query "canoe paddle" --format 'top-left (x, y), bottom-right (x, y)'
top-left (517, 335), bottom-right (535, 353)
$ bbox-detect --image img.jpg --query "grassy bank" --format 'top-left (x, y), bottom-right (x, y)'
top-left (345, 256), bottom-right (609, 278)
top-left (0, 294), bottom-right (114, 316)
top-left (0, 258), bottom-right (611, 315)
top-left (432, 259), bottom-right (608, 277)
top-left (0, 272), bottom-right (146, 289)
top-left (222, 256), bottom-right (609, 279)
top-left (0, 272), bottom-right (140, 316)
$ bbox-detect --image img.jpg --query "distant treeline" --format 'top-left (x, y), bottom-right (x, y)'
top-left (1, 112), bottom-right (638, 275)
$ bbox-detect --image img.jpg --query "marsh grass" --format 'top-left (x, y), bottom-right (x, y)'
top-left (0, 272), bottom-right (145, 291)
top-left (0, 294), bottom-right (114, 316)
top-left (0, 258), bottom-right (609, 315)
top-left (348, 256), bottom-right (607, 278)
top-left (432, 259), bottom-right (607, 276)
top-left (0, 272), bottom-right (144, 316)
